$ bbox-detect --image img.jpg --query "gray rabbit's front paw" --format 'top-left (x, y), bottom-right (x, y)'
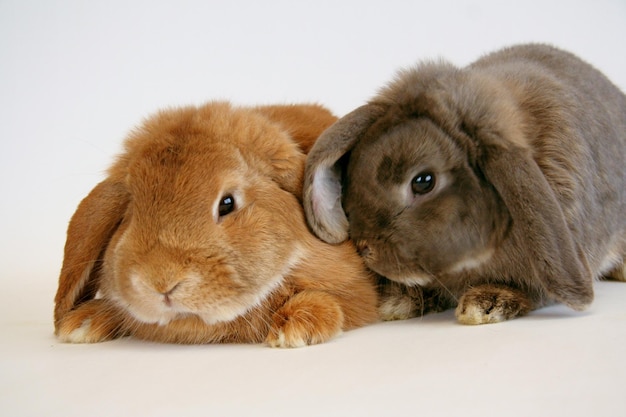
top-left (455, 285), bottom-right (532, 325)
top-left (607, 262), bottom-right (626, 281)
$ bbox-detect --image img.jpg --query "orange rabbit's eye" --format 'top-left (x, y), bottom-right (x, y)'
top-left (218, 195), bottom-right (235, 217)
top-left (411, 172), bottom-right (435, 195)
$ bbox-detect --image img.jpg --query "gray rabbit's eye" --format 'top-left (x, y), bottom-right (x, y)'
top-left (218, 195), bottom-right (235, 217)
top-left (411, 172), bottom-right (435, 194)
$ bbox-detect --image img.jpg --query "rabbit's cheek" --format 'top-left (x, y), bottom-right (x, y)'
top-left (187, 246), bottom-right (303, 325)
top-left (191, 270), bottom-right (283, 325)
top-left (195, 279), bottom-right (285, 325)
top-left (359, 243), bottom-right (434, 285)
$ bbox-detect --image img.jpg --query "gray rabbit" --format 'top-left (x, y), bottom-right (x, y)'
top-left (304, 44), bottom-right (626, 324)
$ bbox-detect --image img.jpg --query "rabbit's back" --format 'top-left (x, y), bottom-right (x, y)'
top-left (472, 44), bottom-right (626, 276)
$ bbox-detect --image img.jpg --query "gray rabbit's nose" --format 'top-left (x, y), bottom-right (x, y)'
top-left (355, 240), bottom-right (370, 258)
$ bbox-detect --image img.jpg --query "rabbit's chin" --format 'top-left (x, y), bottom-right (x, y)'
top-left (396, 274), bottom-right (434, 287)
top-left (376, 269), bottom-right (434, 287)
top-left (108, 293), bottom-right (190, 326)
top-left (113, 272), bottom-right (287, 327)
top-left (128, 310), bottom-right (235, 327)
top-left (122, 299), bottom-right (255, 327)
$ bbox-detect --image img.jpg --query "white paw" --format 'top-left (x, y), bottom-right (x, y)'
top-left (379, 295), bottom-right (417, 321)
top-left (609, 264), bottom-right (626, 281)
top-left (455, 303), bottom-right (505, 325)
top-left (59, 319), bottom-right (93, 343)
top-left (266, 329), bottom-right (307, 349)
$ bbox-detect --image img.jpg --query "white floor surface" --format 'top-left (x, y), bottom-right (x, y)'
top-left (2, 281), bottom-right (625, 417)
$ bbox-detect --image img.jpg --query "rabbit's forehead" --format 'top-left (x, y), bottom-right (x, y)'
top-left (126, 140), bottom-right (251, 193)
top-left (350, 118), bottom-right (461, 185)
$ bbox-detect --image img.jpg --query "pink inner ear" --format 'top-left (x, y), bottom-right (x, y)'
top-left (309, 167), bottom-right (349, 244)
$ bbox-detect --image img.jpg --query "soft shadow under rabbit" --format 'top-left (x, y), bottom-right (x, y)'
top-left (304, 44), bottom-right (626, 324)
top-left (54, 102), bottom-right (379, 347)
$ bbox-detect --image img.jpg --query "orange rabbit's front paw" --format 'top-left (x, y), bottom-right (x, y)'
top-left (55, 299), bottom-right (126, 343)
top-left (265, 291), bottom-right (344, 348)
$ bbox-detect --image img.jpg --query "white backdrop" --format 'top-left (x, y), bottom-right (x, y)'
top-left (1, 1), bottom-right (626, 416)
top-left (1, 0), bottom-right (626, 287)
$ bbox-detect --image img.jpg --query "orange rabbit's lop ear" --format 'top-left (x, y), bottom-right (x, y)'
top-left (254, 104), bottom-right (338, 153)
top-left (248, 104), bottom-right (338, 199)
top-left (54, 179), bottom-right (129, 333)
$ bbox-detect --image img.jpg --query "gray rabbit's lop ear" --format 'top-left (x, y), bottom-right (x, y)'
top-left (303, 104), bottom-right (387, 244)
top-left (478, 138), bottom-right (594, 310)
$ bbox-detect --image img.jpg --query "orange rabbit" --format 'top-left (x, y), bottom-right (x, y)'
top-left (54, 102), bottom-right (379, 347)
